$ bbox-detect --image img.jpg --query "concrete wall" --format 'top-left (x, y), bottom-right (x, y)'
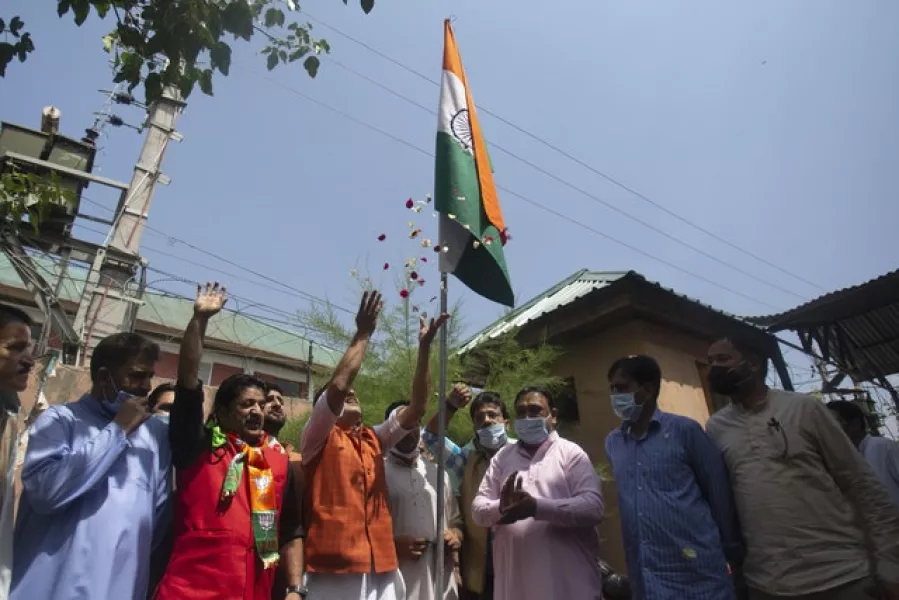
top-left (549, 318), bottom-right (718, 573)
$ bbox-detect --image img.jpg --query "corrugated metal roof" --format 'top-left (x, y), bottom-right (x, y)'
top-left (0, 254), bottom-right (341, 368)
top-left (459, 270), bottom-right (629, 353)
top-left (749, 269), bottom-right (899, 379)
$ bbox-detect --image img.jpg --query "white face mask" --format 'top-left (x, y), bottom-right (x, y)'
top-left (514, 417), bottom-right (549, 446)
top-left (477, 423), bottom-right (508, 450)
top-left (610, 392), bottom-right (643, 423)
top-left (154, 413), bottom-right (171, 426)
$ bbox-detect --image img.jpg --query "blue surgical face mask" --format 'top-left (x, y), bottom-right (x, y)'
top-left (102, 390), bottom-right (133, 416)
top-left (477, 422), bottom-right (508, 450)
top-left (514, 417), bottom-right (549, 446)
top-left (611, 392), bottom-right (643, 423)
top-left (154, 413), bottom-right (171, 426)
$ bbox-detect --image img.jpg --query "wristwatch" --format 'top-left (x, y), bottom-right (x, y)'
top-left (286, 584), bottom-right (308, 598)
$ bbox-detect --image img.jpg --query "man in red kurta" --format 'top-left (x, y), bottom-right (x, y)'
top-left (301, 291), bottom-right (448, 599)
top-left (154, 282), bottom-right (305, 600)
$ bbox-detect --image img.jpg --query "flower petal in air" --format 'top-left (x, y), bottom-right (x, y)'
top-left (410, 271), bottom-right (419, 280)
top-left (421, 239), bottom-right (432, 248)
top-left (405, 198), bottom-right (414, 209)
top-left (378, 233), bottom-right (386, 241)
top-left (399, 289), bottom-right (410, 299)
top-left (383, 263), bottom-right (390, 270)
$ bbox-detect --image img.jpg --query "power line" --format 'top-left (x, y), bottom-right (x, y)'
top-left (254, 72), bottom-right (781, 310)
top-left (303, 11), bottom-right (826, 294)
top-left (319, 56), bottom-right (808, 301)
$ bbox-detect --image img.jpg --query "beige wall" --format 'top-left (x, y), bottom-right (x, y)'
top-left (549, 318), bottom-right (717, 572)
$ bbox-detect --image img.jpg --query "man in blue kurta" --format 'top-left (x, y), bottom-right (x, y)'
top-left (605, 355), bottom-right (744, 600)
top-left (11, 332), bottom-right (171, 600)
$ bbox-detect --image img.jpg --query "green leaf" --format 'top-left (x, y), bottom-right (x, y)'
top-left (0, 43), bottom-right (14, 77)
top-left (278, 50), bottom-right (287, 62)
top-left (288, 47), bottom-right (308, 62)
top-left (303, 55), bottom-right (319, 78)
top-left (209, 42), bottom-right (232, 76)
top-left (317, 39), bottom-right (331, 54)
top-left (72, 1), bottom-right (90, 26)
top-left (198, 69), bottom-right (213, 96)
top-left (19, 33), bottom-right (33, 53)
top-left (360, 0), bottom-right (375, 14)
top-left (267, 51), bottom-right (279, 71)
top-left (93, 1), bottom-right (111, 19)
top-left (144, 72), bottom-right (162, 104)
top-left (9, 16), bottom-right (24, 36)
top-left (264, 7), bottom-right (285, 28)
top-left (57, 1), bottom-right (71, 17)
top-left (221, 1), bottom-right (254, 41)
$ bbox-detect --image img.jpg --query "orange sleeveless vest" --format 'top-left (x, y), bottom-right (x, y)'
top-left (303, 425), bottom-right (398, 574)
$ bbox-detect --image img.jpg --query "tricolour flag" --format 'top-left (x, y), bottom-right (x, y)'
top-left (435, 20), bottom-right (513, 307)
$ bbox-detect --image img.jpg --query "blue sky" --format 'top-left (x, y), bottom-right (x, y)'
top-left (2, 1), bottom-right (898, 395)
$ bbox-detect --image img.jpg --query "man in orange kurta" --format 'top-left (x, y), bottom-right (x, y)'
top-left (301, 291), bottom-right (448, 600)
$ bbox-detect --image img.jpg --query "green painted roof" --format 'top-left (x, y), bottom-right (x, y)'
top-left (0, 253), bottom-right (341, 369)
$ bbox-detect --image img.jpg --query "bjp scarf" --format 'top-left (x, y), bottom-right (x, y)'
top-left (208, 422), bottom-right (280, 569)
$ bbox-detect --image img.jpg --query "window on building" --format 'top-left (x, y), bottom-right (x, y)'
top-left (555, 377), bottom-right (580, 422)
top-left (254, 374), bottom-right (304, 398)
top-left (696, 361), bottom-right (730, 414)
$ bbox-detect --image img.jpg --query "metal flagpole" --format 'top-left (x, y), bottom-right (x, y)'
top-left (434, 272), bottom-right (449, 599)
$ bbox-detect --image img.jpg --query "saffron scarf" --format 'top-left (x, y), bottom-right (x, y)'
top-left (211, 424), bottom-right (280, 569)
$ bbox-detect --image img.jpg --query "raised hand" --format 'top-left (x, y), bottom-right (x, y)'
top-left (419, 312), bottom-right (450, 347)
top-left (448, 383), bottom-right (473, 409)
top-left (194, 281), bottom-right (227, 319)
top-left (355, 291), bottom-right (383, 337)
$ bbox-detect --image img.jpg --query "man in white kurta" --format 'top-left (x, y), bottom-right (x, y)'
top-left (384, 406), bottom-right (461, 600)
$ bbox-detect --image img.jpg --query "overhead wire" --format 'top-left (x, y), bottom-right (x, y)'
top-left (254, 72), bottom-right (781, 310)
top-left (302, 11), bottom-right (827, 294)
top-left (313, 55), bottom-right (808, 301)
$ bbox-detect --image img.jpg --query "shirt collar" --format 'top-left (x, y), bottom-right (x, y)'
top-left (619, 408), bottom-right (663, 433)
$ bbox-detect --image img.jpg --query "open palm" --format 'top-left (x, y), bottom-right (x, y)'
top-left (195, 281), bottom-right (227, 318)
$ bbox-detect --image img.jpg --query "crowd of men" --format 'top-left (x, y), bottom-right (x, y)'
top-left (2, 282), bottom-right (899, 600)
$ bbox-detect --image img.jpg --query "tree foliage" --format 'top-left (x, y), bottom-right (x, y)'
top-left (0, 167), bottom-right (75, 232)
top-left (1, 0), bottom-right (375, 104)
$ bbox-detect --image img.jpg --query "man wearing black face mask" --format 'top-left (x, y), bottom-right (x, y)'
top-left (12, 333), bottom-right (170, 600)
top-left (705, 334), bottom-right (899, 600)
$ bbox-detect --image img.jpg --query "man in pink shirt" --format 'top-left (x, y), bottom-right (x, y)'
top-left (472, 386), bottom-right (604, 600)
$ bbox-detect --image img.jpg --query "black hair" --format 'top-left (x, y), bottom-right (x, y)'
top-left (827, 400), bottom-right (866, 430)
top-left (148, 382), bottom-right (176, 411)
top-left (0, 305), bottom-right (32, 329)
top-left (514, 385), bottom-right (555, 409)
top-left (90, 333), bottom-right (160, 381)
top-left (607, 355), bottom-right (662, 398)
top-left (469, 390), bottom-right (509, 421)
top-left (720, 332), bottom-right (770, 378)
top-left (384, 400), bottom-right (409, 421)
top-left (214, 373), bottom-right (266, 413)
top-left (265, 382), bottom-right (284, 396)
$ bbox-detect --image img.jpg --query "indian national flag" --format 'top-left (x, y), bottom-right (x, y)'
top-left (435, 20), bottom-right (514, 307)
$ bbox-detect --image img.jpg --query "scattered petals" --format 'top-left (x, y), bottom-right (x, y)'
top-left (433, 245), bottom-right (441, 253)
top-left (472, 240), bottom-right (480, 249)
top-left (405, 198), bottom-right (414, 209)
top-left (484, 235), bottom-right (494, 246)
top-left (350, 269), bottom-right (358, 277)
top-left (421, 239), bottom-right (432, 248)
top-left (409, 228), bottom-right (422, 239)
top-left (378, 233), bottom-right (386, 241)
top-left (383, 263), bottom-right (390, 270)
top-left (500, 229), bottom-right (511, 245)
top-left (430, 296), bottom-right (438, 302)
top-left (413, 206), bottom-right (422, 213)
top-left (418, 279), bottom-right (426, 286)
top-left (448, 213), bottom-right (457, 220)
top-left (441, 245), bottom-right (449, 253)
top-left (400, 289), bottom-right (410, 299)
top-left (425, 193), bottom-right (432, 203)
top-left (412, 305), bottom-right (420, 313)
top-left (410, 271), bottom-right (419, 280)
top-left (462, 224), bottom-right (471, 231)
top-left (420, 257), bottom-right (428, 263)
top-left (408, 221), bottom-right (415, 228)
